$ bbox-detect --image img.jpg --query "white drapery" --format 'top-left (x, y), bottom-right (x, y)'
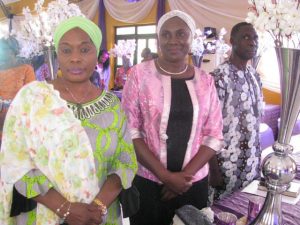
top-left (103, 0), bottom-right (155, 23)
top-left (75, 0), bottom-right (100, 19)
top-left (168, 0), bottom-right (249, 41)
top-left (101, 0), bottom-right (249, 41)
top-left (100, 0), bottom-right (249, 33)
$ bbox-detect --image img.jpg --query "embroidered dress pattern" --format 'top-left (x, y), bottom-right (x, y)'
top-left (211, 61), bottom-right (264, 199)
top-left (0, 81), bottom-right (137, 225)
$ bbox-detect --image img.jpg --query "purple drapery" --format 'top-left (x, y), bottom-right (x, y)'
top-left (156, 0), bottom-right (166, 23)
top-left (98, 0), bottom-right (107, 51)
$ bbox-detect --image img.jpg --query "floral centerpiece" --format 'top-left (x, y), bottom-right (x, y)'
top-left (246, 0), bottom-right (300, 48)
top-left (14, 0), bottom-right (83, 58)
top-left (191, 28), bottom-right (230, 67)
top-left (191, 29), bottom-right (206, 57)
top-left (109, 39), bottom-right (136, 59)
top-left (214, 28), bottom-right (231, 57)
top-left (109, 40), bottom-right (136, 89)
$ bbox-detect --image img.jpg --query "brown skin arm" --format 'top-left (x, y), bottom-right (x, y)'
top-left (133, 138), bottom-right (193, 195)
top-left (33, 188), bottom-right (101, 225)
top-left (33, 175), bottom-right (121, 225)
top-left (162, 145), bottom-right (216, 201)
top-left (90, 174), bottom-right (122, 209)
top-left (183, 145), bottom-right (216, 175)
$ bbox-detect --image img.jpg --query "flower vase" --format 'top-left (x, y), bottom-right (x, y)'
top-left (192, 55), bottom-right (203, 68)
top-left (250, 47), bottom-right (300, 225)
top-left (43, 45), bottom-right (57, 80)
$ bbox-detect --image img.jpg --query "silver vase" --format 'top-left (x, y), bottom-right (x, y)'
top-left (192, 55), bottom-right (203, 68)
top-left (250, 47), bottom-right (300, 225)
top-left (43, 45), bottom-right (57, 80)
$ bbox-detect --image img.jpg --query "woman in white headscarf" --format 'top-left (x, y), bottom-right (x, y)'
top-left (122, 10), bottom-right (224, 225)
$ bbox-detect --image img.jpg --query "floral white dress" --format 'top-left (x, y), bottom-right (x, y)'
top-left (211, 61), bottom-right (264, 200)
top-left (0, 81), bottom-right (137, 225)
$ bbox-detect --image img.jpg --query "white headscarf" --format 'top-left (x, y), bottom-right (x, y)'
top-left (157, 10), bottom-right (196, 38)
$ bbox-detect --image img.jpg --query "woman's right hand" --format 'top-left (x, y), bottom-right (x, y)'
top-left (162, 171), bottom-right (193, 194)
top-left (65, 202), bottom-right (102, 225)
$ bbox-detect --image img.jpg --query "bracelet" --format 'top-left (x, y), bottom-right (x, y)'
top-left (62, 201), bottom-right (71, 220)
top-left (57, 201), bottom-right (71, 224)
top-left (56, 200), bottom-right (68, 215)
top-left (93, 198), bottom-right (108, 216)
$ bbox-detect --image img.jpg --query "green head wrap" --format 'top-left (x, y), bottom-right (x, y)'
top-left (54, 16), bottom-right (102, 56)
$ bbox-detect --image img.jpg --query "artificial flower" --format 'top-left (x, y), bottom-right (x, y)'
top-left (14, 0), bottom-right (83, 58)
top-left (191, 28), bottom-right (206, 57)
top-left (191, 28), bottom-right (231, 57)
top-left (246, 0), bottom-right (300, 48)
top-left (109, 40), bottom-right (136, 59)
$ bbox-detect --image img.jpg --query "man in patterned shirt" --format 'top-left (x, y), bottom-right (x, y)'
top-left (209, 22), bottom-right (264, 200)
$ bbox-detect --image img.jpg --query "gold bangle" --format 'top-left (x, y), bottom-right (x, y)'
top-left (93, 198), bottom-right (108, 215)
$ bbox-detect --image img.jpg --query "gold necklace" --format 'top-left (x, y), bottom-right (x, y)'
top-left (64, 81), bottom-right (92, 105)
top-left (156, 59), bottom-right (188, 75)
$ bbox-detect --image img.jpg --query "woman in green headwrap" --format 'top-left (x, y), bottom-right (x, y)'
top-left (0, 16), bottom-right (137, 225)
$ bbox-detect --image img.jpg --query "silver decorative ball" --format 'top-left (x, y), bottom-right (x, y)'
top-left (262, 143), bottom-right (297, 192)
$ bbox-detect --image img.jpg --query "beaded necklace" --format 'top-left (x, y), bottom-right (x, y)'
top-left (156, 59), bottom-right (188, 75)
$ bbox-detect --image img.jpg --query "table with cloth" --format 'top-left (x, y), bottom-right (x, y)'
top-left (212, 134), bottom-right (300, 225)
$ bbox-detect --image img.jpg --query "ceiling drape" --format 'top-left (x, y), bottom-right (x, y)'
top-left (99, 0), bottom-right (249, 40)
top-left (75, 0), bottom-right (99, 19)
top-left (103, 0), bottom-right (155, 23)
top-left (168, 0), bottom-right (249, 40)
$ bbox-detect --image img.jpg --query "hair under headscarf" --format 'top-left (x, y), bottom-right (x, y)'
top-left (157, 10), bottom-right (196, 38)
top-left (54, 16), bottom-right (102, 56)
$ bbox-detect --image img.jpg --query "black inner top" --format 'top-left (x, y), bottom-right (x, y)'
top-left (166, 77), bottom-right (193, 172)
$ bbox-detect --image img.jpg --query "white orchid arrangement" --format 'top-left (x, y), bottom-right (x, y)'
top-left (191, 29), bottom-right (206, 57)
top-left (246, 0), bottom-right (300, 48)
top-left (191, 28), bottom-right (231, 57)
top-left (14, 0), bottom-right (83, 58)
top-left (214, 28), bottom-right (231, 57)
top-left (109, 40), bottom-right (136, 59)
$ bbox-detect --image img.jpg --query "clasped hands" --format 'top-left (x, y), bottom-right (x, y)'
top-left (161, 171), bottom-right (194, 201)
top-left (59, 202), bottom-right (105, 225)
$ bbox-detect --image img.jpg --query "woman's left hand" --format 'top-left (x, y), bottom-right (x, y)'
top-left (87, 204), bottom-right (104, 225)
top-left (160, 186), bottom-right (177, 201)
top-left (162, 171), bottom-right (193, 194)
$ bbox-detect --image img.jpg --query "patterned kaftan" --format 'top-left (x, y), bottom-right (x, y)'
top-left (211, 61), bottom-right (264, 200)
top-left (1, 81), bottom-right (137, 225)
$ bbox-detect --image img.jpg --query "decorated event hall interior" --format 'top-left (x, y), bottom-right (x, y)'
top-left (0, 0), bottom-right (300, 225)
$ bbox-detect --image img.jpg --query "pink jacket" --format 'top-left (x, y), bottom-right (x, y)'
top-left (122, 60), bottom-right (223, 183)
